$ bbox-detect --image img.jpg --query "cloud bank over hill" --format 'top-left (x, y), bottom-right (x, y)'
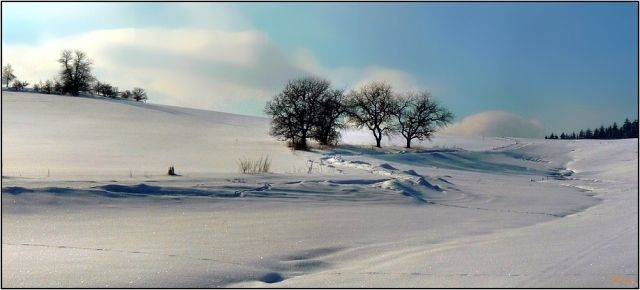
top-left (2, 27), bottom-right (420, 116)
top-left (442, 111), bottom-right (545, 138)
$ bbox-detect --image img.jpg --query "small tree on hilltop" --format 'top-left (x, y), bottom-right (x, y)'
top-left (42, 80), bottom-right (54, 94)
top-left (11, 80), bottom-right (29, 91)
top-left (53, 79), bottom-right (64, 94)
top-left (92, 81), bottom-right (104, 96)
top-left (391, 91), bottom-right (453, 148)
top-left (58, 49), bottom-right (95, 95)
top-left (347, 81), bottom-right (397, 148)
top-left (265, 76), bottom-right (329, 150)
top-left (105, 86), bottom-right (119, 98)
top-left (132, 87), bottom-right (147, 102)
top-left (2, 64), bottom-right (16, 89)
top-left (33, 81), bottom-right (42, 93)
top-left (95, 82), bottom-right (114, 98)
top-left (121, 90), bottom-right (133, 99)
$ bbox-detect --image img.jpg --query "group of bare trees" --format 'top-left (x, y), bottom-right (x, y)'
top-left (93, 81), bottom-right (147, 102)
top-left (2, 49), bottom-right (147, 102)
top-left (2, 64), bottom-right (28, 91)
top-left (264, 77), bottom-right (347, 150)
top-left (265, 77), bottom-right (453, 150)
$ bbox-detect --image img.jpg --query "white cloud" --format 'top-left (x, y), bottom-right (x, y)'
top-left (2, 27), bottom-right (421, 115)
top-left (352, 66), bottom-right (419, 93)
top-left (2, 27), bottom-right (268, 75)
top-left (442, 111), bottom-right (545, 138)
top-left (291, 49), bottom-right (420, 92)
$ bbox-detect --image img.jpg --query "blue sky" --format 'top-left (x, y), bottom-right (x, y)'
top-left (2, 2), bottom-right (637, 137)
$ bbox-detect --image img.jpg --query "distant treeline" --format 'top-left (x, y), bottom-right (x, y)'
top-left (546, 118), bottom-right (638, 140)
top-left (2, 49), bottom-right (147, 102)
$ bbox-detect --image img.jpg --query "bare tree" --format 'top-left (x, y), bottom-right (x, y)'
top-left (347, 81), bottom-right (397, 148)
top-left (11, 80), bottom-right (29, 91)
top-left (132, 87), bottom-right (147, 102)
top-left (42, 80), bottom-right (54, 94)
top-left (92, 81), bottom-right (105, 96)
top-left (120, 89), bottom-right (133, 99)
top-left (265, 76), bottom-right (329, 150)
top-left (58, 49), bottom-right (95, 95)
top-left (105, 86), bottom-right (119, 98)
top-left (93, 82), bottom-right (118, 98)
top-left (53, 79), bottom-right (64, 94)
top-left (311, 88), bottom-right (347, 146)
top-left (391, 91), bottom-right (453, 148)
top-left (33, 81), bottom-right (42, 92)
top-left (2, 64), bottom-right (16, 89)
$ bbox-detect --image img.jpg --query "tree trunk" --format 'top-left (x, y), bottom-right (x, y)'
top-left (374, 127), bottom-right (384, 148)
top-left (300, 132), bottom-right (308, 150)
top-left (371, 129), bottom-right (381, 148)
top-left (406, 138), bottom-right (411, 149)
top-left (319, 132), bottom-right (328, 146)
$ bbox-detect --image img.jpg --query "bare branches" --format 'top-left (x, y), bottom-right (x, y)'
top-left (311, 88), bottom-right (348, 146)
top-left (2, 64), bottom-right (16, 88)
top-left (57, 49), bottom-right (95, 96)
top-left (132, 88), bottom-right (147, 102)
top-left (347, 81), bottom-right (396, 148)
top-left (265, 76), bottom-right (340, 150)
top-left (391, 91), bottom-right (453, 148)
top-left (10, 80), bottom-right (29, 91)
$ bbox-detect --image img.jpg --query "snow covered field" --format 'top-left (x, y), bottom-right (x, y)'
top-left (2, 92), bottom-right (638, 287)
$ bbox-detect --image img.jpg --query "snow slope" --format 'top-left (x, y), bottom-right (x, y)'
top-left (272, 139), bottom-right (639, 288)
top-left (1, 92), bottom-right (309, 177)
top-left (2, 92), bottom-right (637, 287)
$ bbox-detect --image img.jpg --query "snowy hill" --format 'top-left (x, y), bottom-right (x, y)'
top-left (2, 91), bottom-right (638, 287)
top-left (2, 91), bottom-right (309, 177)
top-left (1, 91), bottom-right (522, 178)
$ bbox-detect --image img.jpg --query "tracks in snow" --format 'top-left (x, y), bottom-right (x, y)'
top-left (3, 242), bottom-right (243, 266)
top-left (319, 151), bottom-right (577, 218)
